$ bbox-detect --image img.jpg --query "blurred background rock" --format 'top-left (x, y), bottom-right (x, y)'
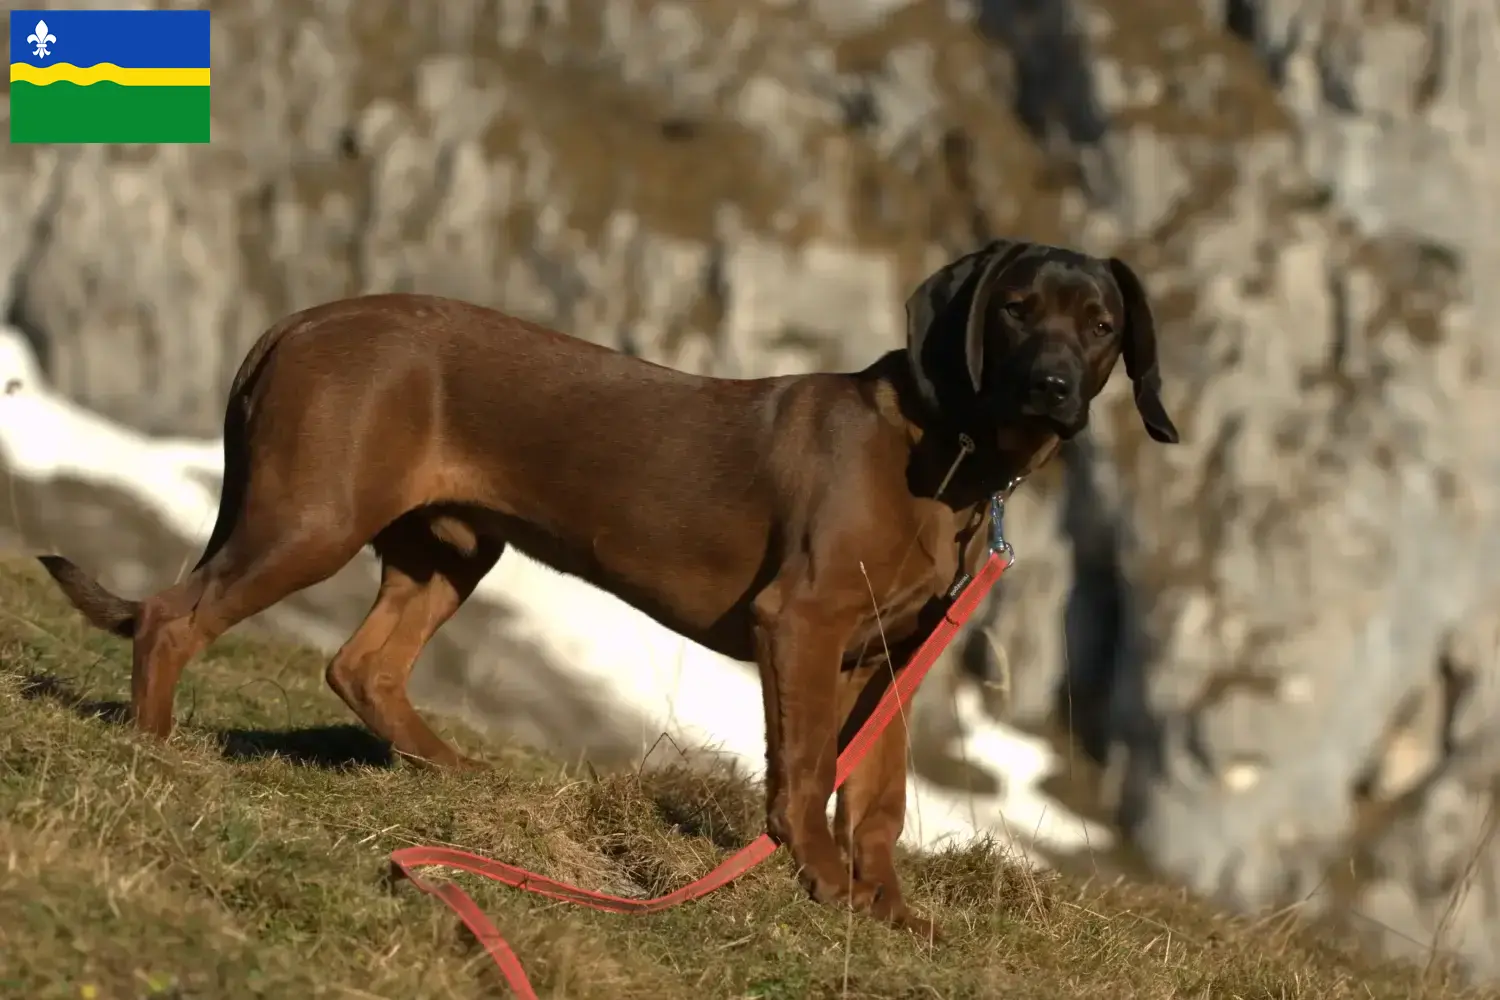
top-left (1, 0), bottom-right (1496, 982)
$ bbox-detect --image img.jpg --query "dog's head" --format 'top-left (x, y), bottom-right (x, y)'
top-left (905, 239), bottom-right (1179, 445)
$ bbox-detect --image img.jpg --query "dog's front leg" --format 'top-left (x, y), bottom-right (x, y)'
top-left (834, 660), bottom-right (936, 939)
top-left (753, 595), bottom-right (881, 914)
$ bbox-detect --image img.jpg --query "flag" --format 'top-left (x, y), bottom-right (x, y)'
top-left (9, 9), bottom-right (210, 144)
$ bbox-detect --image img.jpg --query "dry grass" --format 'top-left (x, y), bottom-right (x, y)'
top-left (0, 558), bottom-right (1493, 1000)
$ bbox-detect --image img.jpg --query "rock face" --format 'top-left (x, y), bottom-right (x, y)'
top-left (2, 0), bottom-right (1497, 981)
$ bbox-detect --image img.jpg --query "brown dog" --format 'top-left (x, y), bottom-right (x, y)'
top-left (39, 238), bottom-right (1177, 933)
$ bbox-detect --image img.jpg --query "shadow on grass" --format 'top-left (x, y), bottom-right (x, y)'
top-left (214, 724), bottom-right (396, 770)
top-left (644, 764), bottom-right (764, 852)
top-left (17, 670), bottom-right (129, 723)
top-left (16, 668), bottom-right (395, 770)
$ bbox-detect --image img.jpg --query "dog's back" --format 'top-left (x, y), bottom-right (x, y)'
top-left (229, 293), bottom-right (880, 658)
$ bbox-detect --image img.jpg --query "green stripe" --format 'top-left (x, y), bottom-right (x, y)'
top-left (9, 81), bottom-right (209, 144)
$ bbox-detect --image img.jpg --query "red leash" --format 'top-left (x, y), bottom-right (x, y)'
top-left (390, 531), bottom-right (1014, 998)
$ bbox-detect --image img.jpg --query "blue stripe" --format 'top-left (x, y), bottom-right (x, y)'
top-left (10, 9), bottom-right (209, 69)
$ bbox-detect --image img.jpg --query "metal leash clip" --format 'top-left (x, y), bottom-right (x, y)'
top-left (988, 477), bottom-right (1022, 567)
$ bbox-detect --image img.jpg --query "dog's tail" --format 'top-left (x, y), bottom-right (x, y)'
top-left (187, 310), bottom-right (289, 577)
top-left (30, 317), bottom-right (297, 646)
top-left (37, 556), bottom-right (141, 639)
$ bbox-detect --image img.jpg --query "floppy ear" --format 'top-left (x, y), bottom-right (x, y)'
top-left (905, 240), bottom-right (1029, 403)
top-left (962, 243), bottom-right (1030, 394)
top-left (1108, 257), bottom-right (1180, 444)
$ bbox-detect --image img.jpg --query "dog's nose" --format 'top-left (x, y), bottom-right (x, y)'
top-left (1030, 373), bottom-right (1073, 406)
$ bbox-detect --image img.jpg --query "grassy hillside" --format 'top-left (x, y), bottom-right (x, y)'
top-left (0, 558), bottom-right (1490, 1000)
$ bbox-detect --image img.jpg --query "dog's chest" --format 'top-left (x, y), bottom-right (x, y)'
top-left (844, 503), bottom-right (985, 652)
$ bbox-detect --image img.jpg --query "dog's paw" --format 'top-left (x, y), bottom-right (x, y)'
top-left (868, 891), bottom-right (939, 942)
top-left (894, 908), bottom-right (941, 944)
top-left (449, 754), bottom-right (490, 773)
top-left (804, 869), bottom-right (883, 911)
top-left (400, 748), bottom-right (489, 772)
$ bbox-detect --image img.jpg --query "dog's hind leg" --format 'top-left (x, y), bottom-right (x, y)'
top-left (128, 506), bottom-right (370, 739)
top-left (324, 510), bottom-right (502, 770)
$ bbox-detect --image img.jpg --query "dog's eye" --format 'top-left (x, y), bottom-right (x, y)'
top-left (1003, 300), bottom-right (1027, 320)
top-left (1094, 320), bottom-right (1114, 337)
